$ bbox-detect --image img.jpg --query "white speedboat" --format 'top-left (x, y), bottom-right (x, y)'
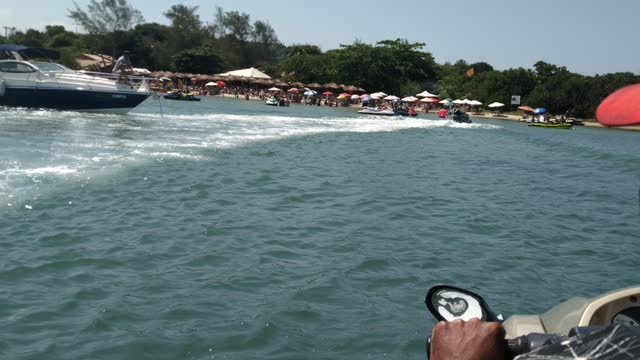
top-left (357, 107), bottom-right (395, 116)
top-left (0, 45), bottom-right (151, 114)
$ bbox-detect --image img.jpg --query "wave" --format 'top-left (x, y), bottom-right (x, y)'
top-left (0, 107), bottom-right (501, 206)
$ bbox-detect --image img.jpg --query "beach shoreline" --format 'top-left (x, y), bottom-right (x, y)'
top-left (211, 93), bottom-right (640, 131)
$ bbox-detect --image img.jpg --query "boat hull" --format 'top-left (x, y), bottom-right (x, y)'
top-left (0, 87), bottom-right (149, 112)
top-left (164, 94), bottom-right (200, 101)
top-left (528, 123), bottom-right (573, 129)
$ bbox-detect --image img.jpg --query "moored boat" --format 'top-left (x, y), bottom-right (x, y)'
top-left (358, 107), bottom-right (395, 116)
top-left (528, 123), bottom-right (573, 129)
top-left (164, 91), bottom-right (201, 101)
top-left (0, 44), bottom-right (151, 114)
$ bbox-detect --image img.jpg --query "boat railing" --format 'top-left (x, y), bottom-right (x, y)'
top-left (57, 70), bottom-right (151, 93)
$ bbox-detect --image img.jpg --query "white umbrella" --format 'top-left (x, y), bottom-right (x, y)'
top-left (452, 99), bottom-right (464, 104)
top-left (440, 99), bottom-right (451, 105)
top-left (402, 96), bottom-right (419, 102)
top-left (205, 82), bottom-right (217, 87)
top-left (469, 100), bottom-right (483, 106)
top-left (384, 95), bottom-right (399, 101)
top-left (351, 94), bottom-right (360, 100)
top-left (268, 87), bottom-right (282, 92)
top-left (304, 90), bottom-right (317, 96)
top-left (461, 98), bottom-right (472, 105)
top-left (420, 97), bottom-right (438, 103)
top-left (370, 94), bottom-right (381, 100)
top-left (488, 102), bottom-right (505, 108)
top-left (416, 90), bottom-right (439, 98)
top-left (377, 92), bottom-right (388, 97)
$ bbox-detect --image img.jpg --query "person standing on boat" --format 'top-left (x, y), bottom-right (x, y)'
top-left (112, 51), bottom-right (133, 75)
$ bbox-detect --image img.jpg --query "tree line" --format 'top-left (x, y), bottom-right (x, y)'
top-left (1, 0), bottom-right (637, 118)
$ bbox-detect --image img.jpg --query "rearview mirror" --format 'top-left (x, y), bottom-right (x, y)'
top-left (426, 285), bottom-right (497, 322)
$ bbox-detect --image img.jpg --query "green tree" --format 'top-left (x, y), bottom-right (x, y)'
top-left (163, 4), bottom-right (203, 51)
top-left (68, 0), bottom-right (144, 56)
top-left (172, 46), bottom-right (223, 74)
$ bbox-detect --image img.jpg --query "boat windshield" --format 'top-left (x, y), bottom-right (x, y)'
top-left (32, 62), bottom-right (73, 73)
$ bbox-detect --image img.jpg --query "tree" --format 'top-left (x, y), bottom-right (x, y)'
top-left (172, 46), bottom-right (223, 74)
top-left (68, 0), bottom-right (144, 56)
top-left (163, 4), bottom-right (203, 51)
top-left (68, 0), bottom-right (144, 34)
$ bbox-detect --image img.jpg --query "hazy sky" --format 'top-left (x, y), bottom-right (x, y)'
top-left (1, 0), bottom-right (638, 75)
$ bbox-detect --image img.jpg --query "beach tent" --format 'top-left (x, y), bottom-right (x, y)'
top-left (488, 102), bottom-right (505, 108)
top-left (384, 95), bottom-right (400, 101)
top-left (217, 67), bottom-right (271, 79)
top-left (416, 90), bottom-right (439, 98)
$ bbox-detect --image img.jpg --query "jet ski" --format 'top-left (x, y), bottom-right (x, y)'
top-left (424, 285), bottom-right (640, 359)
top-left (358, 107), bottom-right (395, 116)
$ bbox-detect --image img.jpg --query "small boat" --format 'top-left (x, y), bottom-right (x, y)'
top-left (164, 92), bottom-right (200, 101)
top-left (452, 112), bottom-right (472, 123)
top-left (358, 107), bottom-right (395, 116)
top-left (0, 44), bottom-right (151, 114)
top-left (265, 97), bottom-right (283, 106)
top-left (394, 108), bottom-right (418, 117)
top-left (528, 123), bottom-right (573, 129)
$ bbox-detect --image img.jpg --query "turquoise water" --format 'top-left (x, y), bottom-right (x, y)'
top-left (1, 97), bottom-right (639, 359)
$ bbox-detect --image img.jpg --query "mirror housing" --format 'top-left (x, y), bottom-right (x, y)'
top-left (426, 285), bottom-right (499, 322)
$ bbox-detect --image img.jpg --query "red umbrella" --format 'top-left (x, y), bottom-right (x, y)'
top-left (217, 81), bottom-right (226, 88)
top-left (322, 91), bottom-right (334, 96)
top-left (287, 88), bottom-right (299, 93)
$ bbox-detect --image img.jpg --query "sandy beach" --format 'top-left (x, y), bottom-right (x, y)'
top-left (213, 93), bottom-right (640, 131)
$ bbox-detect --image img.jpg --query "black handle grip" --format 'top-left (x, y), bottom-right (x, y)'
top-left (505, 336), bottom-right (530, 360)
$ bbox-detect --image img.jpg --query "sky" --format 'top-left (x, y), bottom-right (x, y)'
top-left (1, 0), bottom-right (638, 76)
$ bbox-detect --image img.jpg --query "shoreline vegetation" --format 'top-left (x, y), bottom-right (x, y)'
top-left (2, 0), bottom-right (638, 125)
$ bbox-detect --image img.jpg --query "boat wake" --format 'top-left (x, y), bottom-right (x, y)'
top-left (0, 107), bottom-right (500, 207)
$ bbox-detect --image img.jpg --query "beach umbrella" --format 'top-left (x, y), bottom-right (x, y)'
top-left (303, 90), bottom-right (317, 96)
top-left (268, 87), bottom-right (282, 92)
top-left (452, 99), bottom-right (464, 104)
top-left (322, 91), bottom-right (334, 96)
top-left (351, 94), bottom-right (360, 100)
top-left (307, 83), bottom-right (322, 89)
top-left (420, 97), bottom-right (438, 103)
top-left (469, 100), bottom-right (483, 106)
top-left (205, 82), bottom-right (217, 87)
top-left (323, 83), bottom-right (340, 89)
top-left (362, 96), bottom-right (374, 102)
top-left (216, 81), bottom-right (226, 87)
top-left (518, 106), bottom-right (535, 112)
top-left (534, 108), bottom-right (547, 114)
top-left (370, 94), bottom-right (381, 100)
top-left (384, 95), bottom-right (400, 101)
top-left (287, 88), bottom-right (299, 93)
top-left (439, 99), bottom-right (451, 105)
top-left (488, 102), bottom-right (505, 108)
top-left (402, 96), bottom-right (419, 102)
top-left (416, 90), bottom-right (439, 98)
